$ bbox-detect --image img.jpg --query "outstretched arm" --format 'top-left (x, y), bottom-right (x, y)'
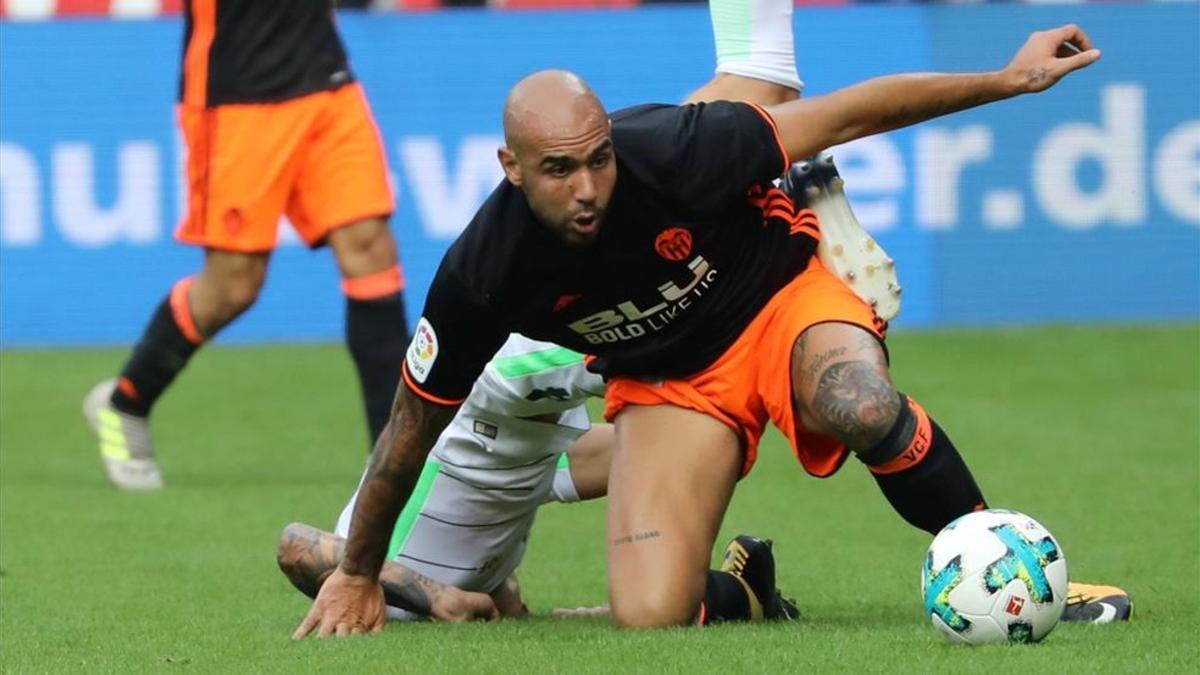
top-left (766, 25), bottom-right (1101, 161)
top-left (292, 384), bottom-right (459, 638)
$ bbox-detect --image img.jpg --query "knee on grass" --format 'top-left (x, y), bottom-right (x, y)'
top-left (610, 587), bottom-right (700, 628)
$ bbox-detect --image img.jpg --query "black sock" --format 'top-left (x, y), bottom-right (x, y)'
top-left (698, 570), bottom-right (752, 624)
top-left (110, 292), bottom-right (202, 417)
top-left (864, 395), bottom-right (987, 535)
top-left (346, 292), bottom-right (410, 446)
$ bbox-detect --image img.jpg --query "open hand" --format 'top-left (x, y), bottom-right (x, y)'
top-left (292, 567), bottom-right (387, 639)
top-left (1005, 25), bottom-right (1101, 94)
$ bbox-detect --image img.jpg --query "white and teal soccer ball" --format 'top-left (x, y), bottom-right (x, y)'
top-left (921, 509), bottom-right (1068, 645)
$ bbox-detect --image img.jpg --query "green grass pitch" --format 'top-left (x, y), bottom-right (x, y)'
top-left (1, 325), bottom-right (1197, 673)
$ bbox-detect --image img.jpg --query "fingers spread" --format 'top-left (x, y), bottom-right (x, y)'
top-left (292, 611), bottom-right (319, 641)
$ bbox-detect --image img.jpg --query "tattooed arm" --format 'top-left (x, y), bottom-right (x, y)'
top-left (292, 384), bottom-right (459, 638)
top-left (764, 25), bottom-right (1100, 161)
top-left (277, 523), bottom-right (497, 622)
top-left (341, 384), bottom-right (458, 579)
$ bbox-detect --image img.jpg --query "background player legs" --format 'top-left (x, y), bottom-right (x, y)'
top-left (327, 216), bottom-right (410, 446)
top-left (277, 522), bottom-right (499, 621)
top-left (110, 247), bottom-right (270, 418)
top-left (187, 249), bottom-right (272, 336)
top-left (87, 249), bottom-right (269, 489)
top-left (606, 406), bottom-right (741, 627)
top-left (790, 322), bottom-right (987, 534)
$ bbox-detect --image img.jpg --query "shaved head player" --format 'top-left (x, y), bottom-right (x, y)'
top-left (295, 26), bottom-right (1104, 637)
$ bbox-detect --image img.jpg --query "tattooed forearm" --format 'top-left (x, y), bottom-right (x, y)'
top-left (379, 565), bottom-right (443, 616)
top-left (812, 361), bottom-right (900, 451)
top-left (612, 530), bottom-right (662, 546)
top-left (876, 89), bottom-right (993, 132)
top-left (341, 385), bottom-right (458, 578)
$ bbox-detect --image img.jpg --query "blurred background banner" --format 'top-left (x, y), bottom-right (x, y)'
top-left (1, 4), bottom-right (1197, 346)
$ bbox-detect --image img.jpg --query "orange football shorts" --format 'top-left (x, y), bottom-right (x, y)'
top-left (176, 83), bottom-right (394, 252)
top-left (604, 257), bottom-right (886, 478)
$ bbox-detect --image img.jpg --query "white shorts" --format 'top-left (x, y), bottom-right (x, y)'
top-left (334, 408), bottom-right (586, 618)
top-left (710, 0), bottom-right (803, 92)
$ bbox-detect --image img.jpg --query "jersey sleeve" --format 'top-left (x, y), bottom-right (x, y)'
top-left (612, 101), bottom-right (790, 212)
top-left (403, 263), bottom-right (508, 405)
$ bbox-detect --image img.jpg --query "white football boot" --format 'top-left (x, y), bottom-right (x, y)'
top-left (82, 378), bottom-right (163, 490)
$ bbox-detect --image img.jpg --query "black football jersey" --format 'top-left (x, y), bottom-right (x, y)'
top-left (405, 101), bottom-right (819, 403)
top-left (180, 0), bottom-right (353, 107)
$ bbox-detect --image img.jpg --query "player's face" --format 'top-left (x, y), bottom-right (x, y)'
top-left (516, 124), bottom-right (616, 247)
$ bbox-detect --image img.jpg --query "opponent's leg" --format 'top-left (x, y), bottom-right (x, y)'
top-left (607, 405), bottom-right (743, 627)
top-left (85, 249), bottom-right (269, 489)
top-left (549, 423), bottom-right (614, 503)
top-left (277, 522), bottom-right (497, 622)
top-left (791, 322), bottom-right (986, 535)
top-left (687, 0), bottom-right (803, 105)
top-left (327, 217), bottom-right (410, 446)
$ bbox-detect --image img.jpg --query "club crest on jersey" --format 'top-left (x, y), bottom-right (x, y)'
top-left (654, 227), bottom-right (693, 261)
top-left (406, 317), bottom-right (438, 383)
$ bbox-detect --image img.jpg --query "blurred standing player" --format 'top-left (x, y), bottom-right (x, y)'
top-left (83, 0), bottom-right (409, 489)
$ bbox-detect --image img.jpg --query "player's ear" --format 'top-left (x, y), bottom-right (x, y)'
top-left (498, 146), bottom-right (523, 187)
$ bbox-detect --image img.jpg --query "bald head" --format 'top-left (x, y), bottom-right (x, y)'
top-left (503, 70), bottom-right (607, 154)
top-left (496, 70), bottom-right (617, 248)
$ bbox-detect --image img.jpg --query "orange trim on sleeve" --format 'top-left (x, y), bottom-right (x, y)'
top-left (169, 277), bottom-right (204, 345)
top-left (402, 362), bottom-right (467, 407)
top-left (182, 0), bottom-right (216, 107)
top-left (745, 102), bottom-right (791, 176)
top-left (341, 265), bottom-right (405, 300)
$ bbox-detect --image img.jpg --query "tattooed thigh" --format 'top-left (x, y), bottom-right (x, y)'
top-left (811, 361), bottom-right (900, 451)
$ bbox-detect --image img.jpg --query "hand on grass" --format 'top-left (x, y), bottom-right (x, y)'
top-left (292, 567), bottom-right (386, 639)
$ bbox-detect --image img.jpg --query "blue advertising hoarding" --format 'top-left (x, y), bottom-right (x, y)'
top-left (1, 5), bottom-right (1197, 346)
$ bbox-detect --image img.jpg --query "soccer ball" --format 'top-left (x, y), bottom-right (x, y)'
top-left (921, 509), bottom-right (1068, 645)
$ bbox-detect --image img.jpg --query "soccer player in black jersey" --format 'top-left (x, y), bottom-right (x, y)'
top-left (295, 26), bottom-right (1104, 636)
top-left (83, 0), bottom-right (410, 489)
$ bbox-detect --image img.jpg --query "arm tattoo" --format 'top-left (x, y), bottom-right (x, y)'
top-left (812, 361), bottom-right (900, 451)
top-left (340, 386), bottom-right (457, 578)
top-left (277, 523), bottom-right (345, 599)
top-left (1025, 67), bottom-right (1050, 86)
top-left (803, 346), bottom-right (848, 381)
top-left (380, 565), bottom-right (444, 616)
top-left (877, 90), bottom-right (993, 131)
